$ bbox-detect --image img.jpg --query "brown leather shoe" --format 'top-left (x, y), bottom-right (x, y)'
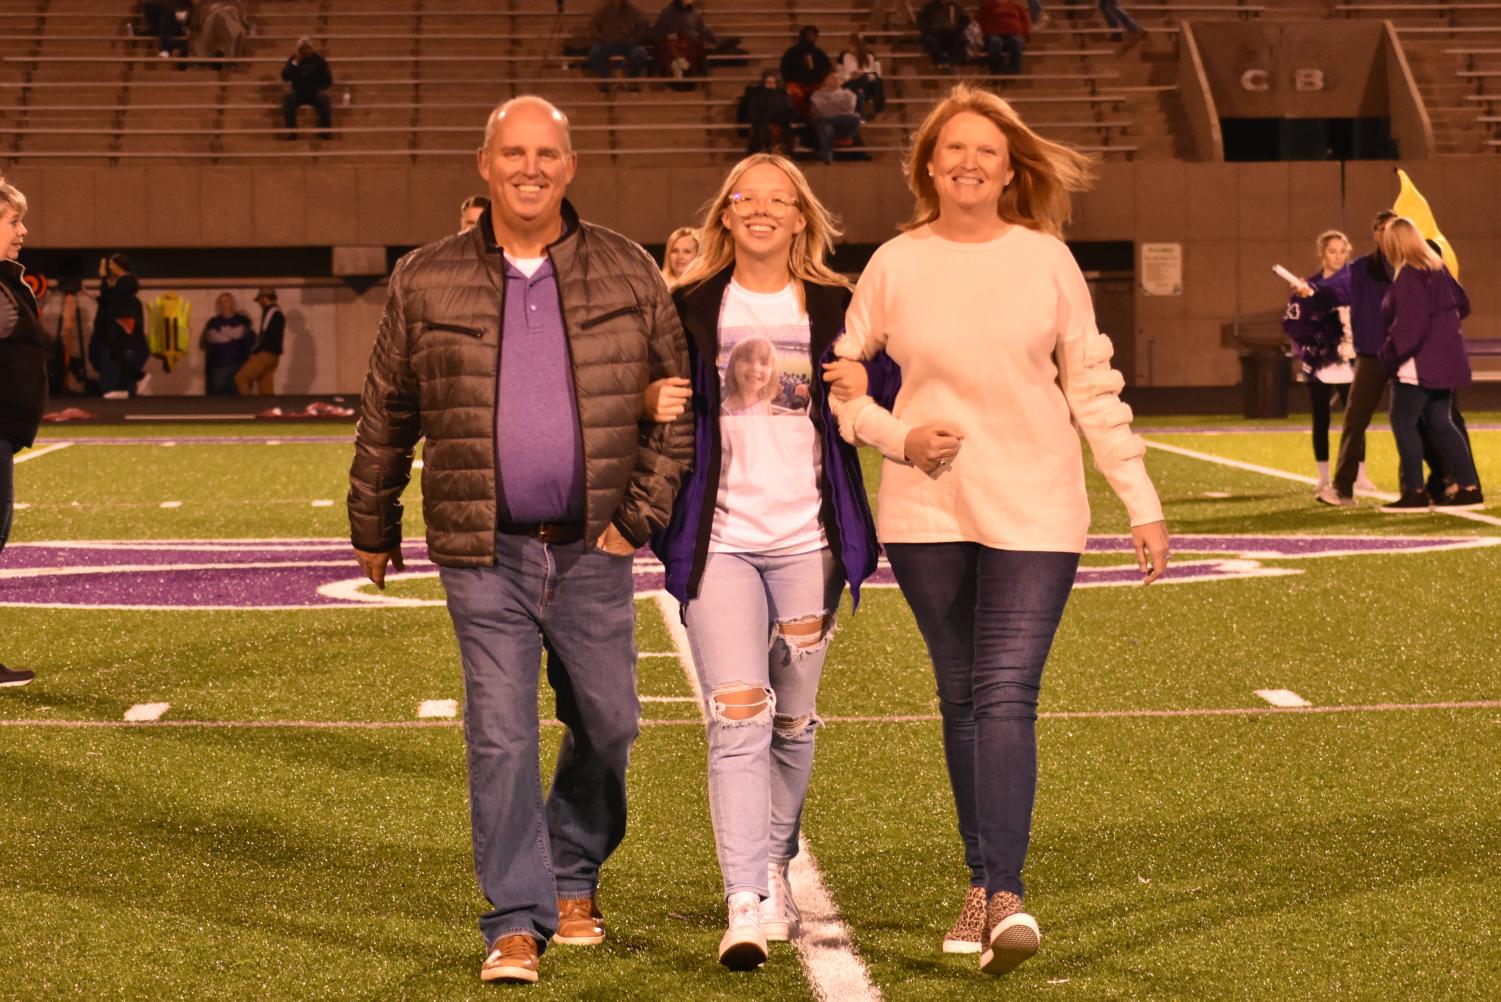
top-left (480, 934), bottom-right (539, 983)
top-left (980, 890), bottom-right (1039, 976)
top-left (554, 896), bottom-right (606, 945)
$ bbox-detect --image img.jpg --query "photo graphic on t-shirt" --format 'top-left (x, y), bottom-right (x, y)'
top-left (716, 328), bottom-right (812, 417)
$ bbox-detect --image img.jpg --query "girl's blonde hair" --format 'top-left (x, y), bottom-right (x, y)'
top-left (0, 175), bottom-right (28, 217)
top-left (660, 226), bottom-right (700, 286)
top-left (1380, 217), bottom-right (1443, 275)
top-left (901, 83), bottom-right (1095, 238)
top-left (1315, 229), bottom-right (1348, 258)
top-left (723, 337), bottom-right (779, 402)
top-left (678, 153), bottom-right (851, 302)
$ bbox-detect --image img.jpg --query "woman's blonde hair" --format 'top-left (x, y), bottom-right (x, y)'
top-left (1315, 229), bottom-right (1348, 258)
top-left (0, 175), bottom-right (28, 217)
top-left (1381, 217), bottom-right (1443, 275)
top-left (723, 337), bottom-right (779, 402)
top-left (901, 84), bottom-right (1095, 238)
top-left (660, 226), bottom-right (700, 286)
top-left (678, 153), bottom-right (851, 302)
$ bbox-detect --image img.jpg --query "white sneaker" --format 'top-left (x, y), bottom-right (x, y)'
top-left (1353, 474), bottom-right (1379, 493)
top-left (719, 891), bottom-right (768, 969)
top-left (1315, 484), bottom-right (1354, 508)
top-left (1313, 477), bottom-right (1331, 499)
top-left (102, 390), bottom-right (129, 400)
top-left (761, 861), bottom-right (800, 942)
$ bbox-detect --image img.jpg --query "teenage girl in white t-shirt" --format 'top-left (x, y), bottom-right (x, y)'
top-left (651, 154), bottom-right (880, 970)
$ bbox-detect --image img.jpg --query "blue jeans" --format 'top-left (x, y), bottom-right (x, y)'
top-left (986, 34), bottom-right (1024, 74)
top-left (1389, 383), bottom-right (1478, 493)
top-left (683, 548), bottom-right (841, 898)
top-left (0, 437), bottom-right (13, 552)
top-left (1099, 0), bottom-right (1141, 35)
top-left (885, 543), bottom-right (1079, 899)
top-left (587, 42), bottom-right (650, 77)
top-left (439, 531), bottom-right (640, 949)
top-left (814, 112), bottom-right (861, 163)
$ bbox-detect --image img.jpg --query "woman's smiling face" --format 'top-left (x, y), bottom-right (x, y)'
top-left (928, 111), bottom-right (1014, 218)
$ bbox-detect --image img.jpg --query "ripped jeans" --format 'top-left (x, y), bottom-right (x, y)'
top-left (683, 547), bottom-right (842, 899)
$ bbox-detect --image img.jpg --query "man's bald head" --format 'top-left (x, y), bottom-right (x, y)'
top-left (483, 96), bottom-right (573, 156)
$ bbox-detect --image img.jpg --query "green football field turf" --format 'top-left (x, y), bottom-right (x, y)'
top-left (3, 420), bottom-right (1498, 1000)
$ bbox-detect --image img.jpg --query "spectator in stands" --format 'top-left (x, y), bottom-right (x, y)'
top-left (90, 253), bottom-right (146, 399)
top-left (738, 71), bottom-right (796, 156)
top-left (586, 0), bottom-right (653, 84)
top-left (188, 0), bottom-right (251, 62)
top-left (836, 34), bottom-right (885, 118)
top-left (661, 226), bottom-right (700, 289)
top-left (459, 194), bottom-right (491, 233)
top-left (1030, 1), bottom-right (1048, 28)
top-left (0, 175), bottom-right (42, 689)
top-left (200, 292), bottom-right (254, 396)
top-left (281, 37), bottom-right (334, 141)
top-left (780, 26), bottom-right (833, 90)
top-left (823, 84), bottom-right (1168, 972)
top-left (234, 288), bottom-right (285, 396)
top-left (1282, 230), bottom-right (1356, 495)
top-left (1098, 0), bottom-right (1142, 42)
top-left (1376, 218), bottom-right (1481, 511)
top-left (917, 0), bottom-right (972, 70)
top-left (809, 71), bottom-right (863, 164)
top-left (977, 0), bottom-right (1030, 75)
top-left (653, 0), bottom-right (718, 82)
top-left (143, 1), bottom-right (191, 59)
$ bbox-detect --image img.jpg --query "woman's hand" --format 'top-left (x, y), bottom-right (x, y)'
top-left (1132, 520), bottom-right (1171, 585)
top-left (821, 359), bottom-right (868, 402)
top-left (904, 424), bottom-right (963, 474)
top-left (642, 376), bottom-right (692, 422)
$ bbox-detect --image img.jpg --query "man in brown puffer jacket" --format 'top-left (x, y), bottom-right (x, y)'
top-left (348, 97), bottom-right (693, 985)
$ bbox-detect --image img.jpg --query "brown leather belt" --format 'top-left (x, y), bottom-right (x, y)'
top-left (499, 520), bottom-right (585, 544)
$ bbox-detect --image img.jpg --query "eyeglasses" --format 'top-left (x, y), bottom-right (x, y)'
top-left (727, 192), bottom-right (800, 218)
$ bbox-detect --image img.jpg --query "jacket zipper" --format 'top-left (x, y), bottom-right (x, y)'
top-left (425, 321), bottom-right (483, 336)
top-left (578, 304), bottom-right (642, 330)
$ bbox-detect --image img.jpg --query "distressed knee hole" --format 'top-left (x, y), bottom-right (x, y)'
top-left (773, 712), bottom-right (820, 740)
top-left (710, 684), bottom-right (774, 725)
top-left (776, 612), bottom-right (836, 656)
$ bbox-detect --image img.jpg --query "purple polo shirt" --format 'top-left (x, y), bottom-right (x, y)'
top-left (496, 255), bottom-right (586, 524)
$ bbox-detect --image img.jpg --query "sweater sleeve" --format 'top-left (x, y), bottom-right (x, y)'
top-left (830, 249), bottom-right (913, 463)
top-left (1052, 250), bottom-right (1164, 527)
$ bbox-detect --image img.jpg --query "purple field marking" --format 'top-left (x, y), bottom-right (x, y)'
top-left (5, 699), bottom-right (1500, 730)
top-left (1, 535), bottom-right (1495, 610)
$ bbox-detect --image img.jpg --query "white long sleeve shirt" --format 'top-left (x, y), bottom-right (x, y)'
top-left (834, 223), bottom-right (1164, 553)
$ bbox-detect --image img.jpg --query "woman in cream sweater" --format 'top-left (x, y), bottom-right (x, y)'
top-left (824, 84), bottom-right (1171, 976)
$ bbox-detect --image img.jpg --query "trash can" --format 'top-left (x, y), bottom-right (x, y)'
top-left (1239, 348), bottom-right (1290, 419)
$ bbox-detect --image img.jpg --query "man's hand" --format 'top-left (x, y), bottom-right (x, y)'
top-left (821, 359), bottom-right (868, 403)
top-left (904, 423), bottom-right (963, 474)
top-left (643, 376), bottom-right (692, 422)
top-left (354, 547), bottom-right (404, 589)
top-left (1131, 520), bottom-right (1171, 585)
top-left (596, 523), bottom-right (637, 557)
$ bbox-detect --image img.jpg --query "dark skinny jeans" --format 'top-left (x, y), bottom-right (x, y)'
top-left (1390, 384), bottom-right (1478, 493)
top-left (885, 542), bottom-right (1079, 899)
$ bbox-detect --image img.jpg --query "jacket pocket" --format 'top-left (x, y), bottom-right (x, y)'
top-left (578, 305), bottom-right (642, 330)
top-left (423, 321), bottom-right (483, 337)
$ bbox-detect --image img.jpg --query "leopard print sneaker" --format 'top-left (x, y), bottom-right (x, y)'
top-left (941, 885), bottom-right (987, 954)
top-left (980, 890), bottom-right (1040, 975)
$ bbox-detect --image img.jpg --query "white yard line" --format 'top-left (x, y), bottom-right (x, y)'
top-left (639, 695), bottom-right (697, 703)
top-left (416, 699), bottom-right (457, 719)
top-left (1144, 438), bottom-right (1501, 528)
top-left (7, 698), bottom-right (1501, 730)
top-left (13, 442), bottom-right (73, 464)
top-left (159, 501), bottom-right (183, 509)
top-left (310, 499), bottom-right (335, 508)
top-left (123, 702), bottom-right (170, 722)
top-left (1255, 689), bottom-right (1313, 708)
top-left (650, 592), bottom-right (881, 1001)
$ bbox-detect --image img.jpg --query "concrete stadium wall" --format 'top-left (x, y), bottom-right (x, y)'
top-left (9, 159), bottom-right (1498, 390)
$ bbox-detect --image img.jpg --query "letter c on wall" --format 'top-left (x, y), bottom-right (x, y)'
top-left (1240, 68), bottom-right (1271, 92)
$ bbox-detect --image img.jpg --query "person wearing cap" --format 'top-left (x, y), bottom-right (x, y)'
top-left (234, 288), bottom-right (285, 395)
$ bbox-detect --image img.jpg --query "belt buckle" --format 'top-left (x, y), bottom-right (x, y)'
top-left (536, 523), bottom-right (561, 543)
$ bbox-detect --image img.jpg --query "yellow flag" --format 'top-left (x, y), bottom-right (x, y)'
top-left (1392, 169), bottom-right (1459, 278)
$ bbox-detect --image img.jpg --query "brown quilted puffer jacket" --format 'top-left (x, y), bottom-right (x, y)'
top-left (348, 200), bottom-right (694, 566)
